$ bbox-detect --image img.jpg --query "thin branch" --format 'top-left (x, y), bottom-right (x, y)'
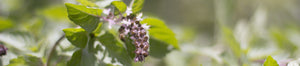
top-left (46, 34), bottom-right (65, 66)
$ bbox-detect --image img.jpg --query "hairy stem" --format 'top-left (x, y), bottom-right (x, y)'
top-left (46, 35), bottom-right (65, 66)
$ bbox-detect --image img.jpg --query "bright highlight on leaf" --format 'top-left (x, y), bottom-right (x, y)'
top-left (131, 0), bottom-right (144, 14)
top-left (65, 3), bottom-right (102, 33)
top-left (63, 28), bottom-right (88, 48)
top-left (76, 0), bottom-right (99, 7)
top-left (111, 1), bottom-right (127, 14)
top-left (263, 56), bottom-right (279, 66)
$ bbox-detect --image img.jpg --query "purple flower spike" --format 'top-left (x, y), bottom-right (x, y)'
top-left (118, 13), bottom-right (149, 62)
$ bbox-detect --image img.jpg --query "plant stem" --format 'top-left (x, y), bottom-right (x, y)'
top-left (46, 35), bottom-right (65, 66)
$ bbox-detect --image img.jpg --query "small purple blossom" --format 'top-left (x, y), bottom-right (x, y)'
top-left (121, 19), bottom-right (131, 26)
top-left (124, 29), bottom-right (130, 35)
top-left (136, 13), bottom-right (143, 21)
top-left (126, 7), bottom-right (132, 16)
top-left (107, 19), bottom-right (115, 29)
top-left (142, 24), bottom-right (150, 30)
top-left (103, 8), bottom-right (111, 15)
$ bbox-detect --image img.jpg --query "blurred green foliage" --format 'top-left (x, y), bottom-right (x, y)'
top-left (0, 17), bottom-right (13, 32)
top-left (7, 55), bottom-right (43, 66)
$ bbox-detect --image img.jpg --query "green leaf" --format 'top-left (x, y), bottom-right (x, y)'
top-left (149, 38), bottom-right (171, 58)
top-left (67, 31), bottom-right (97, 66)
top-left (63, 28), bottom-right (88, 48)
top-left (263, 56), bottom-right (279, 66)
top-left (67, 49), bottom-right (97, 66)
top-left (111, 1), bottom-right (127, 14)
top-left (131, 0), bottom-right (144, 14)
top-left (76, 0), bottom-right (99, 7)
top-left (140, 18), bottom-right (179, 49)
top-left (270, 29), bottom-right (297, 53)
top-left (65, 3), bottom-right (102, 33)
top-left (0, 17), bottom-right (13, 32)
top-left (221, 26), bottom-right (241, 58)
top-left (7, 55), bottom-right (43, 66)
top-left (92, 22), bottom-right (103, 36)
top-left (123, 37), bottom-right (136, 58)
top-left (97, 31), bottom-right (132, 66)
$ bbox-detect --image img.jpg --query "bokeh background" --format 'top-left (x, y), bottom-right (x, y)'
top-left (1, 0), bottom-right (300, 66)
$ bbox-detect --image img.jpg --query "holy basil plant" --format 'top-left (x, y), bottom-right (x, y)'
top-left (64, 0), bottom-right (179, 65)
